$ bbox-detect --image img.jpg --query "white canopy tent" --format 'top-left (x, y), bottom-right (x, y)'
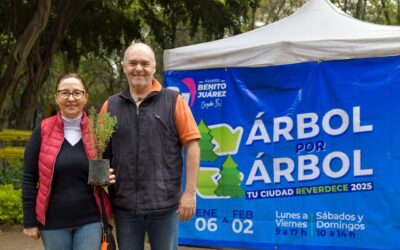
top-left (164, 0), bottom-right (400, 70)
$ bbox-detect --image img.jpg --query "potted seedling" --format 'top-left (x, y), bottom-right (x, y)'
top-left (87, 106), bottom-right (117, 186)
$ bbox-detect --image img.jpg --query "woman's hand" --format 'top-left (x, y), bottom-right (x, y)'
top-left (23, 227), bottom-right (40, 240)
top-left (109, 168), bottom-right (116, 184)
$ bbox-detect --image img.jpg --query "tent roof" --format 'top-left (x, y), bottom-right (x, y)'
top-left (164, 0), bottom-right (400, 70)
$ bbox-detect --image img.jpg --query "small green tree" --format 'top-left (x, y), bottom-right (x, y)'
top-left (88, 107), bottom-right (117, 160)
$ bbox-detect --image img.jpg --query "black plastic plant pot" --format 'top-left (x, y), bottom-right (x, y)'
top-left (88, 159), bottom-right (110, 186)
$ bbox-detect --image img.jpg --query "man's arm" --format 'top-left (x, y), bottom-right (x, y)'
top-left (177, 139), bottom-right (200, 221)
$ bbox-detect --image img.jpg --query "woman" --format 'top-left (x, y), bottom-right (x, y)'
top-left (22, 72), bottom-right (114, 250)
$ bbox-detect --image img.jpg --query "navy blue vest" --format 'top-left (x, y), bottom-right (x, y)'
top-left (107, 87), bottom-right (183, 214)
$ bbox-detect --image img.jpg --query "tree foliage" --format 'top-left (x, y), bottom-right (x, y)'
top-left (331, 0), bottom-right (400, 25)
top-left (138, 0), bottom-right (252, 49)
top-left (0, 0), bottom-right (253, 129)
top-left (88, 106), bottom-right (117, 160)
top-left (0, 0), bottom-right (141, 128)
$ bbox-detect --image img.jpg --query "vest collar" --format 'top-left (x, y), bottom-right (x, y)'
top-left (120, 79), bottom-right (163, 103)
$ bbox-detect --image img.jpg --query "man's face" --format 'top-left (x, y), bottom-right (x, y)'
top-left (122, 45), bottom-right (156, 91)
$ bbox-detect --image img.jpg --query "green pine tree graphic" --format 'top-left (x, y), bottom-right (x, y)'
top-left (198, 120), bottom-right (218, 162)
top-left (215, 155), bottom-right (245, 198)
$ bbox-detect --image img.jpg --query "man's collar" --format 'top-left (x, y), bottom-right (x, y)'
top-left (120, 79), bottom-right (163, 102)
top-left (151, 79), bottom-right (162, 92)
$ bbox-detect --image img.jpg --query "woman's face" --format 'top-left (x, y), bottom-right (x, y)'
top-left (55, 77), bottom-right (88, 119)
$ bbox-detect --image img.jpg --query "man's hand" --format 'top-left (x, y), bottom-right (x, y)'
top-left (109, 168), bottom-right (116, 184)
top-left (23, 227), bottom-right (40, 240)
top-left (177, 191), bottom-right (196, 222)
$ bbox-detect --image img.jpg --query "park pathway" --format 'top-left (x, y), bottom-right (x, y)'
top-left (0, 224), bottom-right (228, 250)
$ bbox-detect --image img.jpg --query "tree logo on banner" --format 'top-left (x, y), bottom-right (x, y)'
top-left (197, 120), bottom-right (245, 198)
top-left (214, 155), bottom-right (245, 198)
top-left (198, 120), bottom-right (218, 162)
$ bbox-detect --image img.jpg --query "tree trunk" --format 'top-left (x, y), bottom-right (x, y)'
top-left (381, 0), bottom-right (391, 25)
top-left (15, 76), bottom-right (42, 129)
top-left (362, 0), bottom-right (367, 20)
top-left (0, 0), bottom-right (51, 112)
top-left (355, 0), bottom-right (363, 19)
top-left (249, 0), bottom-right (260, 31)
top-left (15, 43), bottom-right (47, 129)
top-left (14, 0), bottom-right (92, 129)
top-left (397, 0), bottom-right (400, 24)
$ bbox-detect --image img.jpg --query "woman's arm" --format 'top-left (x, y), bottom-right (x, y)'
top-left (22, 125), bottom-right (41, 229)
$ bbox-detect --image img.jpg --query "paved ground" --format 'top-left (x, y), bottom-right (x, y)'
top-left (0, 225), bottom-right (43, 250)
top-left (0, 224), bottom-right (223, 250)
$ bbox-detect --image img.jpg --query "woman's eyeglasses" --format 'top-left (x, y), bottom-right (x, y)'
top-left (57, 90), bottom-right (85, 99)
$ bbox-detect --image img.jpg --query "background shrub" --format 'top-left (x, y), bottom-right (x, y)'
top-left (0, 159), bottom-right (23, 189)
top-left (0, 184), bottom-right (23, 224)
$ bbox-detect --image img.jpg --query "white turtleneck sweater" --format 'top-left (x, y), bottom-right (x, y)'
top-left (62, 114), bottom-right (82, 146)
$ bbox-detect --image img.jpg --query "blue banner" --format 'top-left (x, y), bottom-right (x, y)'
top-left (164, 55), bottom-right (400, 250)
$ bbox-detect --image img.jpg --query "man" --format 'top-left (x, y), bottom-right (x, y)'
top-left (101, 42), bottom-right (200, 250)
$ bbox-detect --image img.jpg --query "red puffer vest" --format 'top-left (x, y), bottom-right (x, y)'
top-left (35, 112), bottom-right (112, 225)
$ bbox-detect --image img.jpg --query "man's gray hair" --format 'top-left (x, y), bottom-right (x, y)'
top-left (123, 41), bottom-right (156, 65)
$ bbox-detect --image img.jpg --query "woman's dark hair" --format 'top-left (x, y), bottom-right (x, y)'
top-left (55, 72), bottom-right (87, 91)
